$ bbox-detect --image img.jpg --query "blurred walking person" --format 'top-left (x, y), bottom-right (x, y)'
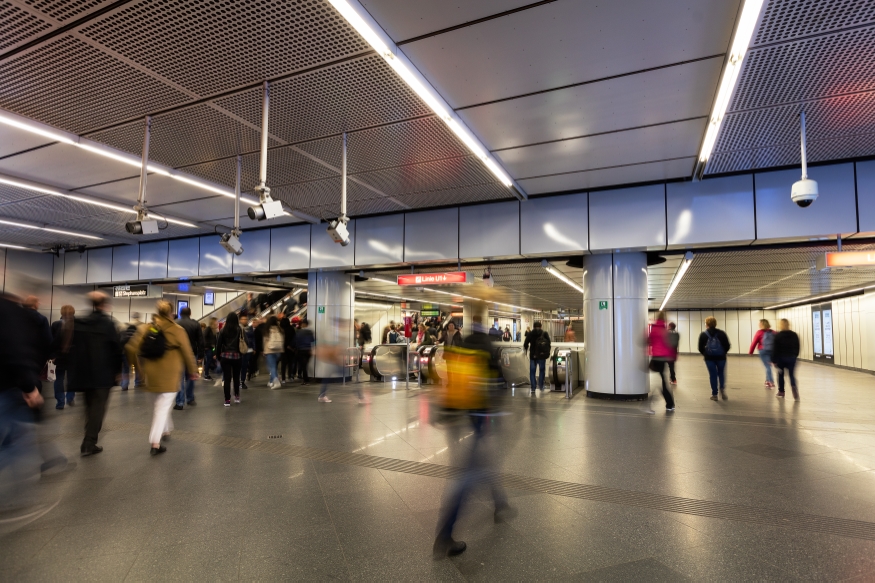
top-left (126, 301), bottom-right (198, 454)
top-left (772, 319), bottom-right (800, 400)
top-left (175, 307), bottom-right (204, 409)
top-left (523, 321), bottom-right (551, 393)
top-left (698, 317), bottom-right (731, 402)
top-left (295, 320), bottom-right (314, 386)
top-left (280, 316), bottom-right (297, 383)
top-left (749, 319), bottom-right (776, 388)
top-left (563, 325), bottom-right (576, 342)
top-left (119, 312), bottom-right (143, 390)
top-left (216, 312), bottom-right (244, 406)
top-left (67, 292), bottom-right (122, 456)
top-left (203, 317), bottom-right (218, 381)
top-left (239, 314), bottom-right (253, 389)
top-left (49, 305), bottom-right (76, 409)
top-left (645, 313), bottom-right (676, 413)
top-left (666, 322), bottom-right (680, 385)
top-left (263, 316), bottom-right (284, 389)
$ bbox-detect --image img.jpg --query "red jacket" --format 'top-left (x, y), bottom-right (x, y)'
top-left (648, 319), bottom-right (675, 359)
top-left (749, 329), bottom-right (773, 354)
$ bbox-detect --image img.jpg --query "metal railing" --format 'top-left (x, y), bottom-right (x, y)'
top-left (342, 347), bottom-right (361, 386)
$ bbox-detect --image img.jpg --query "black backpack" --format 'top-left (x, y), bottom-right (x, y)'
top-left (120, 324), bottom-right (137, 346)
top-left (704, 330), bottom-right (726, 357)
top-left (533, 331), bottom-right (551, 359)
top-left (139, 325), bottom-right (167, 360)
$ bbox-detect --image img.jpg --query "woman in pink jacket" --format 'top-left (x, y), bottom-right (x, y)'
top-left (749, 319), bottom-right (775, 388)
top-left (646, 311), bottom-right (676, 412)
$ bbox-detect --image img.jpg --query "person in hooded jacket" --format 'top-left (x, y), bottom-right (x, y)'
top-left (646, 312), bottom-right (676, 413)
top-left (126, 301), bottom-right (197, 455)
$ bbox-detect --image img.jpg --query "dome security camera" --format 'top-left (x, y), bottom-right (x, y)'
top-left (791, 177), bottom-right (818, 208)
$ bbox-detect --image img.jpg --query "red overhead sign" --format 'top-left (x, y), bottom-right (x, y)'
top-left (397, 271), bottom-right (471, 286)
top-left (818, 252), bottom-right (875, 270)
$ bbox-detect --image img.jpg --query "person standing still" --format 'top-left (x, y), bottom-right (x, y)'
top-left (263, 316), bottom-right (284, 389)
top-left (523, 321), bottom-right (551, 393)
top-left (66, 292), bottom-right (122, 456)
top-left (772, 319), bottom-right (800, 400)
top-left (216, 312), bottom-right (244, 406)
top-left (749, 319), bottom-right (776, 388)
top-left (698, 317), bottom-right (731, 402)
top-left (175, 307), bottom-right (204, 409)
top-left (49, 305), bottom-right (76, 409)
top-left (295, 320), bottom-right (314, 386)
top-left (666, 322), bottom-right (680, 385)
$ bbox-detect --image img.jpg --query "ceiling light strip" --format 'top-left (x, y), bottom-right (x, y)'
top-left (694, 0), bottom-right (765, 176)
top-left (659, 252), bottom-right (694, 311)
top-left (0, 242), bottom-right (39, 252)
top-left (542, 261), bottom-right (585, 294)
top-left (764, 285), bottom-right (875, 311)
top-left (325, 0), bottom-right (525, 198)
top-left (0, 217), bottom-right (103, 240)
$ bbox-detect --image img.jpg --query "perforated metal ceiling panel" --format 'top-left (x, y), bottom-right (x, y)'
top-left (754, 0), bottom-right (875, 45)
top-left (0, 1), bottom-right (52, 53)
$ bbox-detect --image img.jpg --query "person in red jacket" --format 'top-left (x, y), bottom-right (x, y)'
top-left (646, 311), bottom-right (676, 413)
top-left (748, 319), bottom-right (775, 388)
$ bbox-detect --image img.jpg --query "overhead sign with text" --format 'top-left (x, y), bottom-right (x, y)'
top-left (817, 251), bottom-right (875, 270)
top-left (397, 272), bottom-right (472, 286)
top-left (113, 284), bottom-right (159, 298)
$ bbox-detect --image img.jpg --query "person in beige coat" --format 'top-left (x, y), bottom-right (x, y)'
top-left (126, 301), bottom-right (198, 455)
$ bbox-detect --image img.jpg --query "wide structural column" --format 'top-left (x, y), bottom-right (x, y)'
top-left (462, 300), bottom-right (488, 335)
top-left (308, 270), bottom-right (355, 380)
top-left (583, 252), bottom-right (648, 398)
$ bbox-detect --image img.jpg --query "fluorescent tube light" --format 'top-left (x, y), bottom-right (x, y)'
top-left (659, 252), bottom-right (694, 311)
top-left (0, 242), bottom-right (38, 251)
top-left (0, 112), bottom-right (76, 145)
top-left (696, 0), bottom-right (765, 169)
top-left (543, 261), bottom-right (585, 294)
top-left (0, 218), bottom-right (103, 240)
top-left (325, 0), bottom-right (522, 197)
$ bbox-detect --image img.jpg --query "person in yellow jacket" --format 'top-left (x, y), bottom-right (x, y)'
top-left (126, 301), bottom-right (198, 456)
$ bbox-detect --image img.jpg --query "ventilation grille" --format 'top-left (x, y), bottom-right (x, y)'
top-left (0, 2), bottom-right (53, 53)
top-left (79, 0), bottom-right (371, 96)
top-left (754, 0), bottom-right (875, 46)
top-left (0, 35), bottom-right (190, 134)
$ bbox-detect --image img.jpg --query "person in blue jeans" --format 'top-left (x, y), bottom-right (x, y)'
top-left (49, 305), bottom-right (76, 409)
top-left (523, 321), bottom-right (551, 393)
top-left (175, 308), bottom-right (204, 409)
top-left (697, 317), bottom-right (731, 401)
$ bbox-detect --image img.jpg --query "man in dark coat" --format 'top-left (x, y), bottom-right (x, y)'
top-left (67, 292), bottom-right (122, 456)
top-left (175, 307), bottom-right (204, 409)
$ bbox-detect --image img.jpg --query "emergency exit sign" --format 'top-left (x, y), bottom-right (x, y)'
top-left (599, 301), bottom-right (608, 310)
top-left (317, 306), bottom-right (325, 314)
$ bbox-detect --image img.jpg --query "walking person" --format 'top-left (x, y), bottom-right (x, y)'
top-left (523, 321), bottom-right (551, 393)
top-left (49, 305), bottom-right (76, 409)
top-left (215, 312), bottom-right (245, 406)
top-left (250, 317), bottom-right (266, 380)
top-left (126, 301), bottom-right (198, 455)
top-left (666, 322), bottom-right (680, 385)
top-left (645, 312), bottom-right (676, 413)
top-left (295, 320), bottom-right (314, 387)
top-left (202, 317), bottom-right (217, 381)
top-left (749, 319), bottom-right (776, 388)
top-left (174, 307), bottom-right (204, 409)
top-left (698, 317), bottom-right (731, 402)
top-left (441, 321), bottom-right (462, 346)
top-left (772, 319), bottom-right (800, 400)
top-left (563, 325), bottom-right (576, 342)
top-left (66, 292), bottom-right (122, 456)
top-left (263, 316), bottom-right (284, 389)
top-left (280, 316), bottom-right (296, 383)
top-left (119, 312), bottom-right (142, 391)
top-left (239, 314), bottom-right (253, 389)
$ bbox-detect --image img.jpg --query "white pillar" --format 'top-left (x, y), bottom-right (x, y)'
top-left (583, 252), bottom-right (648, 397)
top-left (308, 270), bottom-right (354, 380)
top-left (462, 300), bottom-right (488, 336)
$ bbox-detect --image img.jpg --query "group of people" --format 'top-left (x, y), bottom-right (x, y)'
top-left (647, 312), bottom-right (802, 412)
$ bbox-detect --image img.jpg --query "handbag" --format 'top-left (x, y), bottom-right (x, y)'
top-left (41, 360), bottom-right (57, 382)
top-left (648, 358), bottom-right (664, 372)
top-left (238, 330), bottom-right (248, 354)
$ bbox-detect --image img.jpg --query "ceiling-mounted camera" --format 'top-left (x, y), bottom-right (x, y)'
top-left (327, 216), bottom-right (350, 246)
top-left (483, 267), bottom-right (494, 288)
top-left (247, 184), bottom-right (284, 221)
top-left (220, 229), bottom-right (244, 256)
top-left (125, 206), bottom-right (159, 235)
top-left (791, 110), bottom-right (818, 208)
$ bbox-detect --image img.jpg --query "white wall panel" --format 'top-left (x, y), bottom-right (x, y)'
top-left (724, 311), bottom-right (740, 354)
top-left (755, 164), bottom-right (857, 242)
top-left (270, 225), bottom-right (311, 271)
top-left (139, 241), bottom-right (168, 280)
top-left (863, 292), bottom-right (875, 371)
top-left (518, 157), bottom-right (695, 195)
top-left (854, 298), bottom-right (863, 369)
top-left (4, 250), bottom-right (53, 307)
top-left (112, 245), bottom-right (139, 283)
top-left (589, 184), bottom-right (666, 251)
top-left (64, 251), bottom-right (87, 285)
top-left (667, 174), bottom-right (755, 248)
top-left (857, 160), bottom-right (875, 235)
top-left (310, 219), bottom-right (356, 269)
top-left (198, 236), bottom-right (232, 276)
top-left (355, 214), bottom-right (404, 266)
top-left (168, 237), bottom-right (200, 279)
top-left (404, 208), bottom-right (458, 263)
top-left (739, 314), bottom-right (753, 354)
top-left (233, 229), bottom-right (271, 274)
top-left (86, 247), bottom-right (112, 283)
top-left (520, 192), bottom-right (588, 256)
top-left (459, 201), bottom-right (520, 259)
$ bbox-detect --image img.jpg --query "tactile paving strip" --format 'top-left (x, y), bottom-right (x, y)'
top-left (83, 420), bottom-right (875, 542)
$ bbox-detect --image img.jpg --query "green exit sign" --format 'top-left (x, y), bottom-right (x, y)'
top-left (599, 301), bottom-right (608, 310)
top-left (317, 306), bottom-right (325, 314)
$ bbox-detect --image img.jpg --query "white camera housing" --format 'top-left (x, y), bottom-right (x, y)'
top-left (482, 272), bottom-right (494, 288)
top-left (327, 219), bottom-right (350, 246)
top-left (791, 178), bottom-right (819, 208)
top-left (125, 219), bottom-right (159, 235)
top-left (220, 231), bottom-right (244, 255)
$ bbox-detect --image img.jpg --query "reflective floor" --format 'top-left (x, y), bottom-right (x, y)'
top-left (5, 355), bottom-right (875, 581)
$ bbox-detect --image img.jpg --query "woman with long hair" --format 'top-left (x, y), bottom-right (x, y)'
top-left (263, 316), bottom-right (284, 389)
top-left (216, 312), bottom-right (244, 406)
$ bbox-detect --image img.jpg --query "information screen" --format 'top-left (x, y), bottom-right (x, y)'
top-left (812, 309), bottom-right (823, 356)
top-left (822, 307), bottom-right (834, 359)
top-left (177, 300), bottom-right (189, 318)
top-left (204, 291), bottom-right (214, 306)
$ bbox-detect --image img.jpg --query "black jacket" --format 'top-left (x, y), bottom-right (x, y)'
top-left (254, 323), bottom-right (266, 352)
top-left (524, 329), bottom-right (551, 360)
top-left (25, 309), bottom-right (51, 375)
top-left (283, 322), bottom-right (296, 351)
top-left (203, 326), bottom-right (216, 349)
top-left (178, 316), bottom-right (204, 360)
top-left (772, 330), bottom-right (800, 360)
top-left (697, 328), bottom-right (731, 361)
top-left (0, 296), bottom-right (37, 394)
top-left (216, 325), bottom-right (242, 355)
top-left (67, 311), bottom-right (123, 391)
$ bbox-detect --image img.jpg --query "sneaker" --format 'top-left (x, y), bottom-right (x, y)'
top-left (67, 399), bottom-right (75, 407)
top-left (55, 404), bottom-right (64, 410)
top-left (80, 445), bottom-right (103, 457)
top-left (150, 445), bottom-right (167, 456)
top-left (214, 380), bottom-right (223, 387)
top-left (224, 400), bottom-right (231, 407)
top-left (720, 389), bottom-right (727, 401)
top-left (241, 382), bottom-right (248, 390)
top-left (204, 375), bottom-right (213, 381)
top-left (433, 537), bottom-right (467, 559)
top-left (670, 380), bottom-right (677, 385)
top-left (358, 398), bottom-right (369, 405)
top-left (643, 408), bottom-right (656, 415)
top-left (791, 387), bottom-right (799, 401)
top-left (173, 404), bottom-right (184, 410)
top-left (318, 396), bottom-right (332, 403)
top-left (187, 400), bottom-right (196, 406)
top-left (666, 407), bottom-right (676, 412)
top-left (234, 396), bottom-right (241, 404)
top-left (710, 395), bottom-right (718, 401)
top-left (776, 392), bottom-right (785, 398)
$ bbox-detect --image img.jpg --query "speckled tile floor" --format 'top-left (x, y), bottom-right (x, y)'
top-left (4, 355), bottom-right (875, 581)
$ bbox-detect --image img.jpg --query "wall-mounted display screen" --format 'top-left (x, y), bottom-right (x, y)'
top-left (812, 309), bottom-right (823, 357)
top-left (204, 291), bottom-right (214, 306)
top-left (177, 300), bottom-right (189, 318)
top-left (812, 303), bottom-right (833, 364)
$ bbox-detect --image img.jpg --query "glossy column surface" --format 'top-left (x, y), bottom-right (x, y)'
top-left (584, 252), bottom-right (647, 396)
top-left (308, 270), bottom-right (354, 379)
top-left (462, 300), bottom-right (489, 335)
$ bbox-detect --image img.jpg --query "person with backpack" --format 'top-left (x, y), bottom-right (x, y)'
top-left (698, 317), bottom-right (731, 401)
top-left (772, 319), bottom-right (800, 400)
top-left (67, 292), bottom-right (123, 456)
top-left (215, 312), bottom-right (245, 405)
top-left (126, 301), bottom-right (198, 455)
top-left (646, 312), bottom-right (676, 413)
top-left (263, 316), bottom-right (285, 389)
top-left (175, 307), bottom-right (204, 409)
top-left (523, 321), bottom-right (551, 393)
top-left (502, 326), bottom-right (512, 342)
top-left (749, 319), bottom-right (776, 388)
top-left (49, 305), bottom-right (76, 409)
top-left (388, 324), bottom-right (402, 344)
top-left (666, 322), bottom-right (680, 385)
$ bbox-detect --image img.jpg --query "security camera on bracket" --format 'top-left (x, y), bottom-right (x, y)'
top-left (247, 184), bottom-right (284, 221)
top-left (791, 110), bottom-right (818, 208)
top-left (327, 215), bottom-right (350, 246)
top-left (482, 267), bottom-right (495, 288)
top-left (125, 205), bottom-right (159, 235)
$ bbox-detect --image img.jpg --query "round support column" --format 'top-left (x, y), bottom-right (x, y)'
top-left (307, 270), bottom-right (355, 380)
top-left (583, 252), bottom-right (648, 398)
top-left (462, 300), bottom-right (488, 335)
